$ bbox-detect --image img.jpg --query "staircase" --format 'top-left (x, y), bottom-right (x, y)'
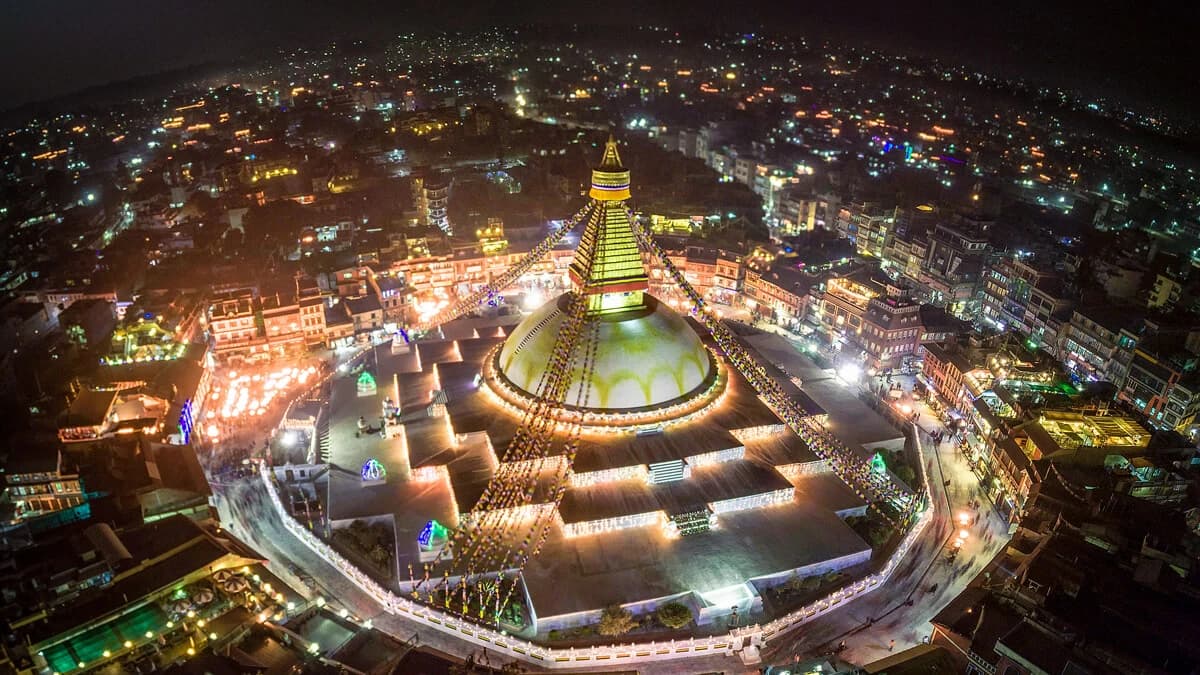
top-left (315, 412), bottom-right (331, 463)
top-left (648, 459), bottom-right (686, 484)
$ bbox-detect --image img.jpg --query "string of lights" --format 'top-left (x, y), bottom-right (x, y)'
top-left (627, 207), bottom-right (915, 527)
top-left (416, 213), bottom-right (583, 331)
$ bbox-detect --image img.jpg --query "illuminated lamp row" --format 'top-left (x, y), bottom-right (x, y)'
top-left (729, 424), bottom-right (786, 443)
top-left (686, 446), bottom-right (745, 469)
top-left (708, 487), bottom-right (795, 514)
top-left (561, 510), bottom-right (664, 538)
top-left (495, 455), bottom-right (568, 479)
top-left (410, 465), bottom-right (447, 483)
top-left (460, 501), bottom-right (555, 527)
top-left (569, 464), bottom-right (649, 487)
top-left (480, 346), bottom-right (729, 433)
top-left (775, 460), bottom-right (830, 483)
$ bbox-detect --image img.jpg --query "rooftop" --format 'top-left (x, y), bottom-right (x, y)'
top-left (60, 389), bottom-right (118, 428)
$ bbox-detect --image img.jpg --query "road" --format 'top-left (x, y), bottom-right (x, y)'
top-left (211, 331), bottom-right (1008, 673)
top-left (750, 335), bottom-right (1010, 668)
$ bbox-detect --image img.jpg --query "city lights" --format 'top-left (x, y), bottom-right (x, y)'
top-left (209, 365), bottom-right (317, 422)
top-left (7, 16), bottom-right (1192, 674)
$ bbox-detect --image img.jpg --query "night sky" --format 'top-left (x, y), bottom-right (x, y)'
top-left (2, 0), bottom-right (1197, 114)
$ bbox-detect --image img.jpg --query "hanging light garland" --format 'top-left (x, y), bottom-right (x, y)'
top-left (626, 207), bottom-right (915, 526)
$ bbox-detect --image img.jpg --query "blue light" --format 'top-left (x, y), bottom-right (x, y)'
top-left (361, 458), bottom-right (386, 481)
top-left (418, 520), bottom-right (435, 548)
top-left (178, 398), bottom-right (194, 444)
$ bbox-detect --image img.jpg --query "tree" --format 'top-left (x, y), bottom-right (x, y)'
top-left (241, 200), bottom-right (311, 248)
top-left (597, 604), bottom-right (636, 636)
top-left (655, 602), bottom-right (692, 629)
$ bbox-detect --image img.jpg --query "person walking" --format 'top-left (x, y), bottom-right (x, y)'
top-left (889, 639), bottom-right (895, 652)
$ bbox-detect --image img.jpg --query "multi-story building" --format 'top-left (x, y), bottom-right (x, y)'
top-left (980, 255), bottom-right (1072, 348)
top-left (1120, 337), bottom-right (1200, 433)
top-left (920, 340), bottom-right (980, 412)
top-left (773, 187), bottom-right (818, 235)
top-left (809, 273), bottom-right (880, 349)
top-left (677, 128), bottom-right (700, 158)
top-left (207, 289), bottom-right (260, 356)
top-left (333, 265), bottom-right (373, 297)
top-left (647, 245), bottom-right (742, 305)
top-left (412, 170), bottom-right (451, 234)
top-left (374, 274), bottom-right (408, 326)
top-left (881, 231), bottom-right (929, 284)
top-left (260, 293), bottom-right (304, 356)
top-left (743, 264), bottom-right (811, 331)
top-left (1060, 306), bottom-right (1142, 384)
top-left (296, 276), bottom-right (327, 346)
top-left (344, 295), bottom-right (384, 336)
top-left (733, 155), bottom-right (756, 187)
top-left (918, 219), bottom-right (989, 317)
top-left (835, 201), bottom-right (897, 258)
top-left (859, 289), bottom-right (923, 371)
top-left (2, 441), bottom-right (85, 523)
top-left (1147, 271), bottom-right (1183, 310)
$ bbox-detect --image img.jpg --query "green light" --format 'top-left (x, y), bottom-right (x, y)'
top-left (871, 452), bottom-right (888, 475)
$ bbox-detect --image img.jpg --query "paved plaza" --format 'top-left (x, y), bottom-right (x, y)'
top-left (742, 331), bottom-right (906, 453)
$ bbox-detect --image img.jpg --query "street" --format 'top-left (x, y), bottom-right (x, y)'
top-left (749, 332), bottom-right (1010, 667)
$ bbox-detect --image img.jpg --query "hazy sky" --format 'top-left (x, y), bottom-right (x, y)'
top-left (2, 0), bottom-right (1197, 113)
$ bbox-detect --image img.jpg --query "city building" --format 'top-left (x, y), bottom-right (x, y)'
top-left (296, 276), bottom-right (328, 346)
top-left (744, 264), bottom-right (812, 331)
top-left (1147, 271), bottom-right (1184, 310)
top-left (808, 272), bottom-right (881, 350)
top-left (2, 438), bottom-right (85, 524)
top-left (1060, 306), bottom-right (1143, 384)
top-left (919, 219), bottom-right (989, 318)
top-left (980, 255), bottom-right (1072, 348)
top-left (57, 387), bottom-right (169, 444)
top-left (412, 169), bottom-right (452, 234)
top-left (206, 289), bottom-right (260, 357)
top-left (9, 516), bottom-right (265, 675)
top-left (260, 293), bottom-right (305, 357)
top-left (933, 506), bottom-right (1200, 674)
top-left (1120, 334), bottom-right (1200, 433)
top-left (859, 287), bottom-right (923, 371)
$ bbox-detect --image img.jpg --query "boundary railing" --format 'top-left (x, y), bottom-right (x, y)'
top-left (257, 432), bottom-right (932, 669)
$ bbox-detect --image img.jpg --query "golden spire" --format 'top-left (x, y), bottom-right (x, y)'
top-left (588, 134), bottom-right (631, 202)
top-left (570, 135), bottom-right (648, 312)
top-left (598, 133), bottom-right (623, 170)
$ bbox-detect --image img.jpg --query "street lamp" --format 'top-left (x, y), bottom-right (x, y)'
top-left (837, 363), bottom-right (862, 385)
